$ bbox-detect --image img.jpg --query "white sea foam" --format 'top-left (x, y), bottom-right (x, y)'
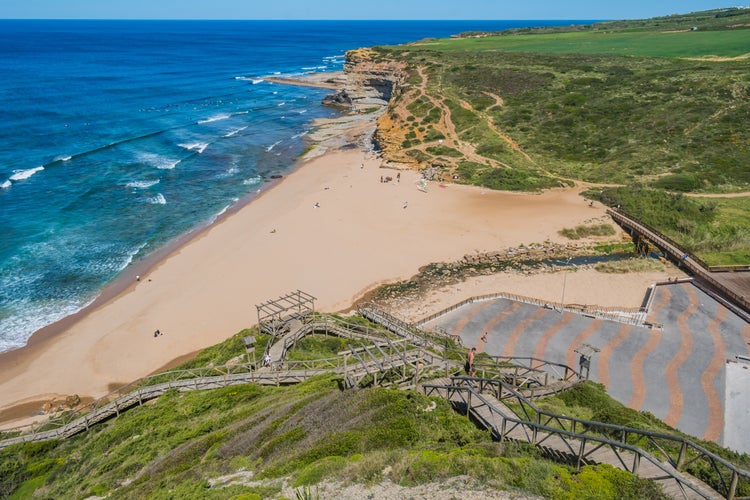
top-left (0, 298), bottom-right (95, 353)
top-left (266, 140), bottom-right (282, 152)
top-left (126, 179), bottom-right (160, 189)
top-left (297, 109), bottom-right (308, 114)
top-left (139, 152), bottom-right (180, 170)
top-left (234, 76), bottom-right (254, 81)
top-left (1, 179), bottom-right (11, 189)
top-left (9, 166), bottom-right (44, 181)
top-left (147, 193), bottom-right (167, 205)
top-left (178, 142), bottom-right (209, 154)
top-left (243, 175), bottom-right (262, 186)
top-left (277, 102), bottom-right (286, 107)
top-left (198, 114), bottom-right (231, 124)
top-left (272, 91), bottom-right (278, 95)
top-left (217, 165), bottom-right (240, 179)
top-left (120, 241), bottom-right (148, 270)
top-left (291, 130), bottom-right (309, 139)
top-left (224, 126), bottom-right (248, 138)
top-left (55, 155), bottom-right (73, 162)
top-left (252, 79), bottom-right (265, 85)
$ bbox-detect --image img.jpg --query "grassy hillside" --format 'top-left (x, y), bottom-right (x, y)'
top-left (3, 322), bottom-right (750, 499)
top-left (369, 8), bottom-right (750, 265)
top-left (4, 325), bottom-right (749, 499)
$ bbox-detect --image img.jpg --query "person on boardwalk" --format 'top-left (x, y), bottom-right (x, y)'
top-left (466, 347), bottom-right (476, 376)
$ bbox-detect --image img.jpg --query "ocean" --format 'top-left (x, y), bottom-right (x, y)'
top-left (0, 19), bottom-right (588, 352)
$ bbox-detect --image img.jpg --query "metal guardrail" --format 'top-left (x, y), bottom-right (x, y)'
top-left (422, 375), bottom-right (750, 499)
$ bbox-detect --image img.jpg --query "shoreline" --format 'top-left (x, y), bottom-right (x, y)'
top-left (0, 71), bottom-right (351, 358)
top-left (0, 77), bottom-right (676, 429)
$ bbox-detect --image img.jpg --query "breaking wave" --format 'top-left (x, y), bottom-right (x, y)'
top-left (9, 166), bottom-right (44, 181)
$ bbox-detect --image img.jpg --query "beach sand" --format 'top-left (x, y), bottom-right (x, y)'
top-left (0, 112), bottom-right (678, 428)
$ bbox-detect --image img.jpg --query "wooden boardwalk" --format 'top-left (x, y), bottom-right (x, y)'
top-left (4, 305), bottom-right (749, 499)
top-left (421, 377), bottom-right (737, 499)
top-left (608, 208), bottom-right (750, 320)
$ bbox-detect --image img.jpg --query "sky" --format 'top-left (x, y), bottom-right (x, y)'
top-left (0, 0), bottom-right (740, 20)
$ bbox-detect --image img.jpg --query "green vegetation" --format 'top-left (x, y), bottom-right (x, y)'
top-left (371, 7), bottom-right (750, 263)
top-left (594, 257), bottom-right (670, 274)
top-left (511, 382), bottom-right (750, 496)
top-left (416, 29), bottom-right (750, 59)
top-left (559, 223), bottom-right (616, 240)
top-left (587, 186), bottom-right (750, 265)
top-left (0, 372), bottom-right (666, 499)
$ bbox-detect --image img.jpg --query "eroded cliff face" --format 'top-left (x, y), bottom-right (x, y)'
top-left (340, 48), bottom-right (423, 166)
top-left (343, 48), bottom-right (405, 105)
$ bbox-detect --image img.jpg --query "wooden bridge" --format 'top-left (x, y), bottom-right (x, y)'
top-left (608, 208), bottom-right (750, 320)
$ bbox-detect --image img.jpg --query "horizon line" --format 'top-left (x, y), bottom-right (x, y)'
top-left (0, 18), bottom-right (605, 22)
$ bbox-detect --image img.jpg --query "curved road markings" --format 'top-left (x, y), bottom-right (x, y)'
top-left (501, 307), bottom-right (549, 357)
top-left (450, 300), bottom-right (497, 339)
top-left (475, 301), bottom-right (522, 353)
top-left (565, 319), bottom-right (602, 370)
top-left (663, 285), bottom-right (700, 428)
top-left (628, 286), bottom-right (672, 410)
top-left (596, 323), bottom-right (632, 390)
top-left (741, 322), bottom-right (750, 351)
top-left (701, 306), bottom-right (728, 442)
top-left (533, 312), bottom-right (575, 368)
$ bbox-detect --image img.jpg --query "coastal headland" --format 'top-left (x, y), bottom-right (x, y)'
top-left (0, 68), bottom-right (673, 429)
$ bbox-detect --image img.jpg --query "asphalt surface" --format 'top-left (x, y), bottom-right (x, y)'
top-left (423, 282), bottom-right (750, 447)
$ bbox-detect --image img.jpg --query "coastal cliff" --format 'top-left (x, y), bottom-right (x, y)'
top-left (342, 47), bottom-right (404, 106)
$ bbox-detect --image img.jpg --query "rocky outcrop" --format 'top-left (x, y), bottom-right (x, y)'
top-left (342, 48), bottom-right (405, 106)
top-left (322, 89), bottom-right (353, 109)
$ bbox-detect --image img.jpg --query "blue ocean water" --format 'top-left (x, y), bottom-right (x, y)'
top-left (0, 19), bottom-right (588, 352)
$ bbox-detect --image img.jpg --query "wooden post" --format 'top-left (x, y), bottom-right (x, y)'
top-left (676, 440), bottom-right (687, 470)
top-left (729, 470), bottom-right (739, 500)
top-left (576, 438), bottom-right (586, 470)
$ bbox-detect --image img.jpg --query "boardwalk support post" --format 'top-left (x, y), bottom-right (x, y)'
top-left (676, 440), bottom-right (687, 470)
top-left (729, 470), bottom-right (738, 500)
top-left (577, 438), bottom-right (586, 470)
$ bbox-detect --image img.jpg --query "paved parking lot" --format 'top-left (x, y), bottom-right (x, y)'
top-left (423, 282), bottom-right (750, 446)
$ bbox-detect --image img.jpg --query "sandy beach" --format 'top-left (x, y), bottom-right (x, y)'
top-left (0, 109), bottom-right (677, 428)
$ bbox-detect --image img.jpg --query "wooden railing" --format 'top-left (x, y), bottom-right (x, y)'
top-left (422, 375), bottom-right (750, 499)
top-left (411, 290), bottom-right (648, 330)
top-left (0, 315), bottom-right (439, 450)
top-left (608, 208), bottom-right (750, 317)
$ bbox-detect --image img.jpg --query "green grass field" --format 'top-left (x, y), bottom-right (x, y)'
top-left (414, 29), bottom-right (750, 58)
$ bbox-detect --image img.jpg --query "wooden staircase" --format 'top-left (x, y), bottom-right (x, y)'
top-left (420, 376), bottom-right (729, 499)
